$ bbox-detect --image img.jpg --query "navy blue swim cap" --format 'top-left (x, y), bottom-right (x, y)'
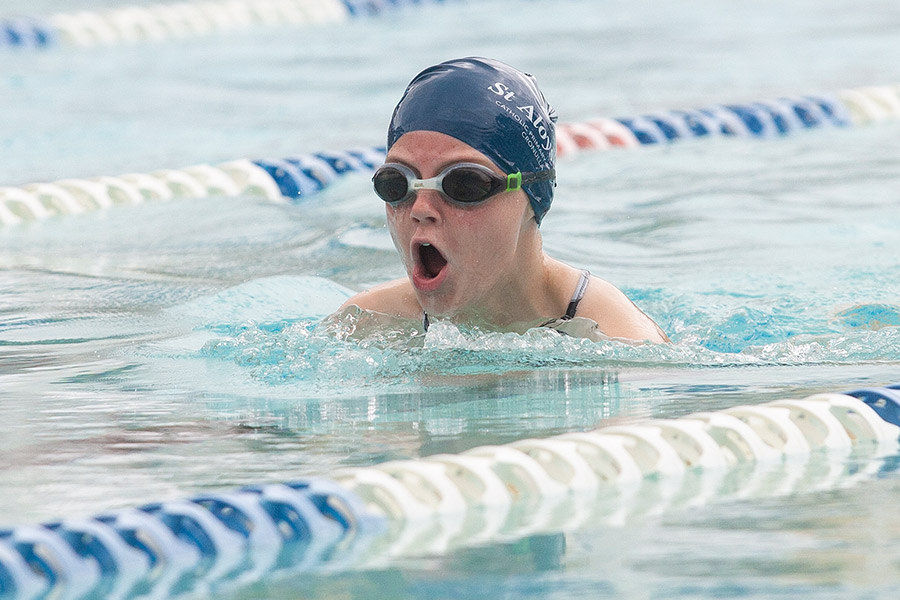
top-left (387, 57), bottom-right (557, 224)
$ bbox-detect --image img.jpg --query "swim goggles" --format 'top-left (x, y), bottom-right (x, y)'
top-left (372, 162), bottom-right (555, 206)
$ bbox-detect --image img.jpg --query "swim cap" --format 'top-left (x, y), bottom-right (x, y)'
top-left (387, 57), bottom-right (557, 224)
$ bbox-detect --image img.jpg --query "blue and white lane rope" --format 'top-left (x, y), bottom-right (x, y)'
top-left (0, 0), bottom-right (448, 49)
top-left (2, 83), bottom-right (899, 228)
top-left (1, 18), bottom-right (55, 48)
top-left (2, 385), bottom-right (900, 599)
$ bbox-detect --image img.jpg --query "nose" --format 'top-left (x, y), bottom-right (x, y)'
top-left (409, 189), bottom-right (443, 224)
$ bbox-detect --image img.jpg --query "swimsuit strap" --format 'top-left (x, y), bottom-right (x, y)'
top-left (562, 269), bottom-right (591, 320)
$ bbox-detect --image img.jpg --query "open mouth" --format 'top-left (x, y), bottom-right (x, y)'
top-left (418, 242), bottom-right (448, 280)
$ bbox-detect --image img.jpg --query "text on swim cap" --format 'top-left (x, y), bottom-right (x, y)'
top-left (487, 82), bottom-right (553, 157)
top-left (517, 105), bottom-right (551, 151)
top-left (487, 82), bottom-right (517, 101)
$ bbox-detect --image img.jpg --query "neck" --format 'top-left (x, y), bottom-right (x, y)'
top-left (448, 233), bottom-right (562, 331)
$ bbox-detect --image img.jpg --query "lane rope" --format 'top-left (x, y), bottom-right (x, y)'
top-left (2, 83), bottom-right (899, 228)
top-left (1, 0), bottom-right (451, 49)
top-left (1, 384), bottom-right (899, 598)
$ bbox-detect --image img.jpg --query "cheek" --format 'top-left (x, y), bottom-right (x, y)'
top-left (385, 209), bottom-right (411, 270)
top-left (455, 211), bottom-right (521, 268)
top-left (385, 206), bottom-right (405, 243)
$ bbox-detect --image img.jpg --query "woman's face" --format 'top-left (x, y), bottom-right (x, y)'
top-left (384, 130), bottom-right (536, 320)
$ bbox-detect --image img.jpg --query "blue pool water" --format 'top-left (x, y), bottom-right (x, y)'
top-left (2, 0), bottom-right (900, 598)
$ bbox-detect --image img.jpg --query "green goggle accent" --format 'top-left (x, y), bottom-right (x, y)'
top-left (506, 171), bottom-right (523, 192)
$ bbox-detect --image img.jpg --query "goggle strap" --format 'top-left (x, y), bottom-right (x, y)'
top-left (519, 168), bottom-right (556, 188)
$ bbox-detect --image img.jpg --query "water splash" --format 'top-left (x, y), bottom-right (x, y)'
top-left (200, 313), bottom-right (900, 391)
top-left (177, 276), bottom-right (900, 389)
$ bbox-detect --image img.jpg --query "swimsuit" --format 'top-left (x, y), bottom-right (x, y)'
top-left (422, 270), bottom-right (591, 332)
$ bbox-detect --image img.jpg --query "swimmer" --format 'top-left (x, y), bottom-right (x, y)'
top-left (332, 57), bottom-right (668, 343)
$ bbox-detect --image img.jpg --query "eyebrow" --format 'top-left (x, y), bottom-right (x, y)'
top-left (383, 153), bottom-right (502, 177)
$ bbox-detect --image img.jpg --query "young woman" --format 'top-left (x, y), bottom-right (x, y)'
top-left (333, 57), bottom-right (668, 344)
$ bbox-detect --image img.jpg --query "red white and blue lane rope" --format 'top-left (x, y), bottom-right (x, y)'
top-left (1, 385), bottom-right (900, 599)
top-left (0, 0), bottom-right (450, 49)
top-left (2, 83), bottom-right (899, 227)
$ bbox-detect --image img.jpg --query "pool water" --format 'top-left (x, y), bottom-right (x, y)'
top-left (2, 0), bottom-right (900, 598)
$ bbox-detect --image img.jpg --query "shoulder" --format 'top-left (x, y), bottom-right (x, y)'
top-left (577, 275), bottom-right (669, 343)
top-left (337, 277), bottom-right (422, 318)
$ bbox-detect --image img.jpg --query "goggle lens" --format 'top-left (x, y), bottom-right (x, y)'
top-left (440, 167), bottom-right (495, 203)
top-left (373, 167), bottom-right (410, 204)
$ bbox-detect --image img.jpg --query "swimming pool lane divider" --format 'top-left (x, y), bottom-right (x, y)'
top-left (0, 0), bottom-right (448, 49)
top-left (2, 385), bottom-right (900, 599)
top-left (2, 82), bottom-right (900, 228)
